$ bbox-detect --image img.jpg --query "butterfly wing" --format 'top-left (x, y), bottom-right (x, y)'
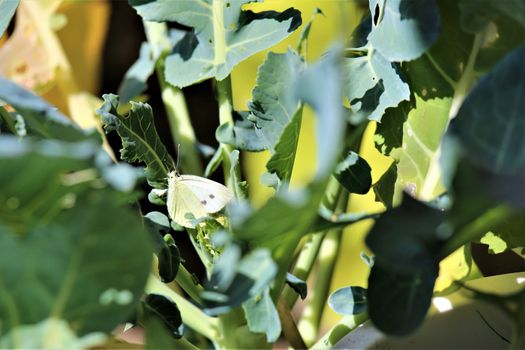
top-left (167, 173), bottom-right (233, 228)
top-left (167, 174), bottom-right (209, 228)
top-left (179, 175), bottom-right (234, 213)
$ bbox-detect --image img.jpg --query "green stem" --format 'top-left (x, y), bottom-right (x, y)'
top-left (172, 337), bottom-right (201, 350)
top-left (297, 179), bottom-right (349, 346)
top-left (215, 308), bottom-right (269, 349)
top-left (174, 265), bottom-right (204, 304)
top-left (309, 313), bottom-right (368, 349)
top-left (278, 299), bottom-right (307, 349)
top-left (216, 76), bottom-right (242, 194)
top-left (143, 21), bottom-right (203, 175)
top-left (146, 275), bottom-right (219, 341)
top-left (283, 232), bottom-right (325, 308)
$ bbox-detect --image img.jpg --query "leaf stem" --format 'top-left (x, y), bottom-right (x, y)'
top-left (216, 76), bottom-right (242, 193)
top-left (425, 52), bottom-right (456, 88)
top-left (144, 22), bottom-right (203, 175)
top-left (277, 299), bottom-right (307, 349)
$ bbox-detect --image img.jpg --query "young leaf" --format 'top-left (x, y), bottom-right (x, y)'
top-left (0, 77), bottom-right (92, 141)
top-left (328, 286), bottom-right (367, 315)
top-left (265, 108), bottom-right (302, 186)
top-left (451, 44), bottom-right (525, 175)
top-left (158, 234), bottom-right (181, 284)
top-left (129, 0), bottom-right (301, 88)
top-left (98, 94), bottom-right (175, 188)
top-left (0, 0), bottom-right (19, 37)
top-left (367, 0), bottom-right (441, 61)
top-left (143, 294), bottom-right (184, 339)
top-left (242, 287), bottom-right (281, 342)
top-left (333, 151), bottom-right (372, 195)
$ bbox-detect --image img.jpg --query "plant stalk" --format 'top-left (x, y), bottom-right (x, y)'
top-left (309, 313), bottom-right (368, 349)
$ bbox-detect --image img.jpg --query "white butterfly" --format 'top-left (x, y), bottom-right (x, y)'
top-left (166, 171), bottom-right (234, 228)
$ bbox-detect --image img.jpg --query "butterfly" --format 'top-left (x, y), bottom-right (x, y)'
top-left (166, 171), bottom-right (234, 228)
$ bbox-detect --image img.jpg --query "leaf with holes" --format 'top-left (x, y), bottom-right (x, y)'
top-left (129, 0), bottom-right (301, 88)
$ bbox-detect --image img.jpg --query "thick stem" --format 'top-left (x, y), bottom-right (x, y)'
top-left (278, 299), bottom-right (307, 349)
top-left (297, 180), bottom-right (349, 346)
top-left (144, 21), bottom-right (203, 175)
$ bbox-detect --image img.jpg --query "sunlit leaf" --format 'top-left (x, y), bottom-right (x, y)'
top-left (242, 287), bottom-right (281, 342)
top-left (0, 0), bottom-right (18, 38)
top-left (328, 286), bottom-right (367, 315)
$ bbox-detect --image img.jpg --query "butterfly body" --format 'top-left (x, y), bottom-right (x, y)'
top-left (166, 172), bottom-right (233, 228)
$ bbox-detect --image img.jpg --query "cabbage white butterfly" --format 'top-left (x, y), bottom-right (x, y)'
top-left (166, 171), bottom-right (234, 228)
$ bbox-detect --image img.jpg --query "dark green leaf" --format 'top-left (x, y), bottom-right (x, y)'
top-left (366, 195), bottom-right (445, 272)
top-left (98, 94), bottom-right (174, 188)
top-left (367, 264), bottom-right (438, 336)
top-left (249, 50), bottom-right (305, 151)
top-left (265, 108), bottom-right (302, 186)
top-left (308, 211), bottom-right (378, 233)
top-left (285, 273), bottom-right (307, 300)
top-left (328, 286), bottom-right (367, 315)
top-left (452, 44), bottom-right (525, 175)
top-left (0, 77), bottom-right (92, 142)
top-left (0, 184), bottom-right (152, 336)
top-left (118, 42), bottom-right (157, 105)
top-left (204, 145), bottom-right (224, 177)
top-left (158, 234), bottom-right (180, 284)
top-left (143, 294), bottom-right (184, 339)
top-left (144, 316), bottom-right (178, 350)
top-left (367, 0), bottom-right (440, 61)
top-left (334, 151), bottom-right (372, 194)
top-left (0, 0), bottom-right (18, 38)
top-left (373, 161), bottom-right (398, 208)
top-left (215, 111), bottom-right (265, 152)
top-left (130, 0), bottom-right (301, 88)
top-left (242, 288), bottom-right (281, 342)
top-left (460, 0), bottom-right (525, 33)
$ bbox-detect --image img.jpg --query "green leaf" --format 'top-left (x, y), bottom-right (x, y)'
top-left (486, 213), bottom-right (525, 252)
top-left (328, 286), bottom-right (367, 315)
top-left (367, 264), bottom-right (438, 336)
top-left (285, 272), bottom-right (307, 300)
top-left (334, 151), bottom-right (372, 195)
top-left (367, 0), bottom-right (441, 61)
top-left (158, 234), bottom-right (180, 283)
top-left (143, 294), bottom-right (184, 339)
top-left (0, 186), bottom-right (152, 336)
top-left (265, 108), bottom-right (302, 186)
top-left (296, 8), bottom-right (324, 54)
top-left (460, 0), bottom-right (525, 33)
top-left (130, 0), bottom-right (302, 88)
top-left (144, 317), bottom-right (178, 350)
top-left (215, 111), bottom-right (266, 152)
top-left (0, 0), bottom-right (18, 38)
top-left (452, 44), bottom-right (525, 175)
top-left (344, 50), bottom-right (410, 122)
top-left (391, 95), bottom-right (450, 200)
top-left (229, 149), bottom-right (248, 199)
top-left (202, 247), bottom-right (277, 315)
top-left (366, 195), bottom-right (445, 272)
top-left (0, 77), bottom-right (92, 142)
top-left (296, 48), bottom-right (345, 178)
top-left (118, 42), bottom-right (158, 105)
top-left (98, 94), bottom-right (175, 188)
top-left (249, 50), bottom-right (305, 151)
top-left (242, 287), bottom-right (281, 342)
top-left (373, 161), bottom-right (398, 208)
top-left (144, 211), bottom-right (170, 253)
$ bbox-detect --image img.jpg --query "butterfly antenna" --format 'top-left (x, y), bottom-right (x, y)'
top-left (175, 144), bottom-right (181, 175)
